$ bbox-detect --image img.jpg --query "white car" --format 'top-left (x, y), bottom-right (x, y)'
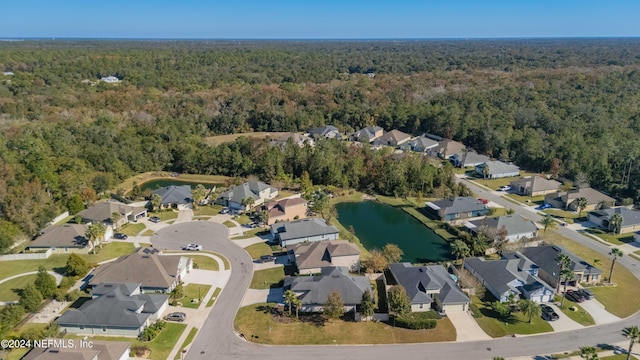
top-left (183, 243), bottom-right (203, 251)
top-left (499, 185), bottom-right (511, 191)
top-left (220, 207), bottom-right (230, 214)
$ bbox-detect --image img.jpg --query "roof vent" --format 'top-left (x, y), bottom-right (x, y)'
top-left (419, 268), bottom-right (424, 272)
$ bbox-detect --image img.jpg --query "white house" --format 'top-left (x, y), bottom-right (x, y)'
top-left (217, 181), bottom-right (278, 212)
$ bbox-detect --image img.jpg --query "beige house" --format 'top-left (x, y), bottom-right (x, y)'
top-left (78, 200), bottom-right (147, 239)
top-left (23, 340), bottom-right (130, 360)
top-left (372, 129), bottom-right (411, 147)
top-left (510, 176), bottom-right (562, 196)
top-left (545, 187), bottom-right (616, 211)
top-left (351, 126), bottom-right (384, 143)
top-left (291, 240), bottom-right (360, 275)
top-left (588, 207), bottom-right (640, 234)
top-left (264, 197), bottom-right (308, 225)
top-left (428, 139), bottom-right (466, 159)
top-left (218, 181), bottom-right (279, 212)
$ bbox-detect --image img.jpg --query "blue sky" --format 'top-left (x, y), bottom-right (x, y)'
top-left (1, 0), bottom-right (638, 39)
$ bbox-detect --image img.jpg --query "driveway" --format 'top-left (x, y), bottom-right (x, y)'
top-left (241, 288), bottom-right (284, 306)
top-left (446, 311), bottom-right (491, 341)
top-left (579, 299), bottom-right (621, 324)
top-left (174, 208), bottom-right (194, 224)
top-left (546, 303), bottom-right (583, 332)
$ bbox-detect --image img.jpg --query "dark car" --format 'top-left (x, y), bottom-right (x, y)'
top-left (565, 289), bottom-right (585, 303)
top-left (258, 255), bottom-right (276, 263)
top-left (149, 216), bottom-right (161, 223)
top-left (113, 233), bottom-right (128, 240)
top-left (540, 304), bottom-right (559, 321)
top-left (577, 288), bottom-right (595, 300)
top-left (164, 312), bottom-right (186, 322)
top-left (536, 203), bottom-right (552, 210)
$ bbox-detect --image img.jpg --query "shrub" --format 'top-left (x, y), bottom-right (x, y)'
top-left (139, 320), bottom-right (166, 341)
top-left (469, 303), bottom-right (483, 318)
top-left (65, 254), bottom-right (88, 277)
top-left (130, 345), bottom-right (150, 357)
top-left (20, 284), bottom-right (43, 312)
top-left (58, 276), bottom-right (77, 290)
top-left (65, 289), bottom-right (84, 302)
top-left (394, 313), bottom-right (438, 330)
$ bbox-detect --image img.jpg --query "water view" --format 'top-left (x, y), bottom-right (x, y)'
top-left (336, 201), bottom-right (453, 263)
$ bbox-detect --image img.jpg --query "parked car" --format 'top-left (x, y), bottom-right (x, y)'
top-left (478, 198), bottom-right (489, 204)
top-left (565, 289), bottom-right (585, 303)
top-left (540, 304), bottom-right (559, 321)
top-left (183, 243), bottom-right (203, 251)
top-left (258, 255), bottom-right (276, 263)
top-left (113, 233), bottom-right (128, 240)
top-left (536, 203), bottom-right (552, 210)
top-left (499, 185), bottom-right (511, 191)
top-left (577, 288), bottom-right (595, 300)
top-left (220, 207), bottom-right (230, 214)
top-left (149, 216), bottom-right (161, 223)
top-left (165, 312), bottom-right (186, 322)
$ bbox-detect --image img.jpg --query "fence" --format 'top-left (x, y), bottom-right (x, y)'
top-left (49, 211), bottom-right (70, 226)
top-left (0, 249), bottom-right (53, 261)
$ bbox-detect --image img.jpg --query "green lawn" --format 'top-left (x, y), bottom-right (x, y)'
top-left (601, 355), bottom-right (638, 360)
top-left (471, 296), bottom-right (553, 337)
top-left (505, 193), bottom-right (546, 205)
top-left (0, 274), bottom-right (37, 301)
top-left (204, 251), bottom-right (230, 270)
top-left (193, 205), bottom-right (222, 216)
top-left (556, 298), bottom-right (595, 326)
top-left (223, 221), bottom-right (236, 228)
top-left (80, 242), bottom-right (136, 265)
top-left (68, 322), bottom-right (186, 360)
top-left (149, 210), bottom-right (179, 221)
top-left (231, 229), bottom-right (269, 239)
top-left (118, 222), bottom-right (146, 236)
top-left (473, 173), bottom-right (537, 190)
top-left (235, 303), bottom-right (456, 344)
top-left (250, 268), bottom-right (285, 289)
top-left (188, 255), bottom-right (219, 271)
top-left (542, 209), bottom-right (581, 224)
top-left (141, 229), bottom-right (155, 236)
top-left (174, 327), bottom-right (198, 359)
top-left (206, 287), bottom-right (222, 307)
top-left (234, 214), bottom-right (252, 225)
top-left (245, 242), bottom-right (273, 259)
top-left (180, 284), bottom-right (212, 309)
top-left (584, 229), bottom-right (635, 246)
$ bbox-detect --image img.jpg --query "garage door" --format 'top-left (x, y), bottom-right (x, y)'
top-left (443, 303), bottom-right (466, 312)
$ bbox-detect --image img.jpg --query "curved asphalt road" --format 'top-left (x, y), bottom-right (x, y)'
top-left (151, 221), bottom-right (640, 360)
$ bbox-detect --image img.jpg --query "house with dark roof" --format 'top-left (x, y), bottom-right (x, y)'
top-left (78, 200), bottom-right (147, 239)
top-left (28, 224), bottom-right (91, 253)
top-left (152, 185), bottom-right (193, 210)
top-left (372, 129), bottom-right (412, 147)
top-left (544, 187), bottom-right (616, 211)
top-left (291, 240), bottom-right (360, 275)
top-left (449, 151), bottom-right (491, 168)
top-left (464, 215), bottom-right (539, 242)
top-left (521, 245), bottom-right (602, 288)
top-left (475, 161), bottom-right (520, 179)
top-left (270, 218), bottom-right (339, 247)
top-left (464, 252), bottom-right (555, 303)
top-left (217, 181), bottom-right (278, 212)
top-left (401, 135), bottom-right (439, 153)
top-left (588, 207), bottom-right (640, 234)
top-left (23, 340), bottom-right (131, 360)
top-left (88, 247), bottom-right (192, 293)
top-left (351, 126), bottom-right (384, 143)
top-left (309, 125), bottom-right (342, 140)
top-left (55, 282), bottom-right (168, 337)
top-left (427, 139), bottom-right (466, 159)
top-left (425, 197), bottom-right (490, 223)
top-left (388, 263), bottom-right (469, 313)
top-left (263, 197), bottom-right (307, 225)
top-left (283, 267), bottom-right (371, 312)
top-left (510, 176), bottom-right (562, 197)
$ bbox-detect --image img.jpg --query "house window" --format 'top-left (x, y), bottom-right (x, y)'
top-left (102, 327), bottom-right (107, 332)
top-left (419, 304), bottom-right (424, 309)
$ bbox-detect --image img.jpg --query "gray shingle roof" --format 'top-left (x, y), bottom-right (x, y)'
top-left (152, 185), bottom-right (192, 205)
top-left (374, 129), bottom-right (411, 144)
top-left (352, 126), bottom-right (384, 142)
top-left (427, 197), bottom-right (488, 216)
top-left (466, 215), bottom-right (538, 238)
top-left (30, 224), bottom-right (89, 248)
top-left (23, 340), bottom-right (130, 360)
top-left (521, 245), bottom-right (602, 278)
top-left (590, 207), bottom-right (640, 227)
top-left (566, 187), bottom-right (615, 205)
top-left (271, 218), bottom-right (339, 242)
top-left (309, 125), bottom-right (341, 139)
top-left (293, 240), bottom-right (360, 271)
top-left (410, 136), bottom-right (439, 150)
top-left (389, 263), bottom-right (468, 305)
top-left (283, 267), bottom-right (371, 306)
top-left (78, 201), bottom-right (146, 224)
top-left (450, 151), bottom-right (490, 167)
top-left (219, 181), bottom-right (277, 204)
top-left (510, 176), bottom-right (561, 193)
top-left (476, 161), bottom-right (520, 176)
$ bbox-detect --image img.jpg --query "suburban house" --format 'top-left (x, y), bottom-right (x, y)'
top-left (428, 139), bottom-right (466, 159)
top-left (23, 340), bottom-right (130, 360)
top-left (475, 161), bottom-right (520, 179)
top-left (509, 176), bottom-right (562, 197)
top-left (588, 207), bottom-right (640, 234)
top-left (100, 76), bottom-right (119, 83)
top-left (152, 185), bottom-right (193, 210)
top-left (309, 125), bottom-right (342, 140)
top-left (449, 151), bottom-right (491, 168)
top-left (270, 218), bottom-right (339, 247)
top-left (88, 247), bottom-right (192, 293)
top-left (464, 215), bottom-right (539, 242)
top-left (464, 252), bottom-right (555, 303)
top-left (425, 197), bottom-right (491, 223)
top-left (55, 282), bottom-right (168, 337)
top-left (29, 223), bottom-right (90, 253)
top-left (544, 187), bottom-right (616, 211)
top-left (218, 181), bottom-right (279, 212)
top-left (372, 129), bottom-right (412, 147)
top-left (521, 245), bottom-right (602, 288)
top-left (388, 263), bottom-right (469, 313)
top-left (263, 197), bottom-right (308, 225)
top-left (283, 266), bottom-right (372, 313)
top-left (402, 135), bottom-right (439, 153)
top-left (291, 240), bottom-right (360, 275)
top-left (270, 132), bottom-right (313, 148)
top-left (351, 126), bottom-right (384, 143)
top-left (78, 200), bottom-right (147, 237)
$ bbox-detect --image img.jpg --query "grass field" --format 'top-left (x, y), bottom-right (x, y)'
top-left (188, 255), bottom-right (219, 271)
top-left (174, 327), bottom-right (198, 359)
top-left (545, 232), bottom-right (640, 317)
top-left (81, 242), bottom-right (136, 265)
top-left (471, 296), bottom-right (553, 337)
top-left (0, 274), bottom-right (37, 301)
top-left (149, 211), bottom-right (179, 221)
top-left (584, 229), bottom-right (635, 246)
top-left (181, 284), bottom-right (212, 309)
top-left (235, 303), bottom-right (456, 344)
top-left (115, 171), bottom-right (231, 193)
top-left (223, 221), bottom-right (236, 228)
top-left (250, 268), bottom-right (285, 289)
top-left (542, 209), bottom-right (581, 224)
top-left (204, 132), bottom-right (288, 146)
top-left (141, 229), bottom-right (155, 236)
top-left (231, 229), bottom-right (269, 239)
top-left (245, 242), bottom-right (273, 259)
top-left (193, 205), bottom-right (222, 216)
top-left (234, 214), bottom-right (252, 225)
top-left (206, 287), bottom-right (222, 307)
top-left (118, 222), bottom-right (146, 236)
top-left (557, 299), bottom-right (595, 326)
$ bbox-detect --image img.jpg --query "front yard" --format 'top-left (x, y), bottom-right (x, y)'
top-left (556, 297), bottom-right (595, 326)
top-left (250, 268), bottom-right (285, 289)
top-left (245, 242), bottom-right (273, 260)
top-left (584, 229), bottom-right (635, 246)
top-left (234, 303), bottom-right (456, 344)
top-left (118, 222), bottom-right (146, 236)
top-left (188, 255), bottom-right (219, 271)
top-left (193, 204), bottom-right (222, 216)
top-left (542, 209), bottom-right (581, 224)
top-left (505, 193), bottom-right (545, 205)
top-left (148, 210), bottom-right (179, 221)
top-left (470, 296), bottom-right (553, 337)
top-left (180, 284), bottom-right (212, 309)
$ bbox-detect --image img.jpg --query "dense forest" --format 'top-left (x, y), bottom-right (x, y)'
top-left (1, 39), bottom-right (640, 250)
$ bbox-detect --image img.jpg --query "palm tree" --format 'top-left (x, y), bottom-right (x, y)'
top-left (150, 193), bottom-right (162, 211)
top-left (576, 197), bottom-right (588, 219)
top-left (283, 290), bottom-right (297, 316)
top-left (608, 248), bottom-right (624, 284)
top-left (85, 222), bottom-right (106, 254)
top-left (292, 297), bottom-right (302, 319)
top-left (539, 215), bottom-right (557, 235)
top-left (610, 213), bottom-right (624, 234)
top-left (110, 211), bottom-right (122, 230)
top-left (623, 326), bottom-right (640, 360)
top-left (579, 346), bottom-right (599, 360)
top-left (559, 268), bottom-right (574, 308)
top-left (450, 240), bottom-right (470, 268)
top-left (482, 163), bottom-right (490, 179)
top-left (518, 299), bottom-right (541, 323)
top-left (556, 253), bottom-right (572, 307)
top-left (241, 197), bottom-right (255, 212)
